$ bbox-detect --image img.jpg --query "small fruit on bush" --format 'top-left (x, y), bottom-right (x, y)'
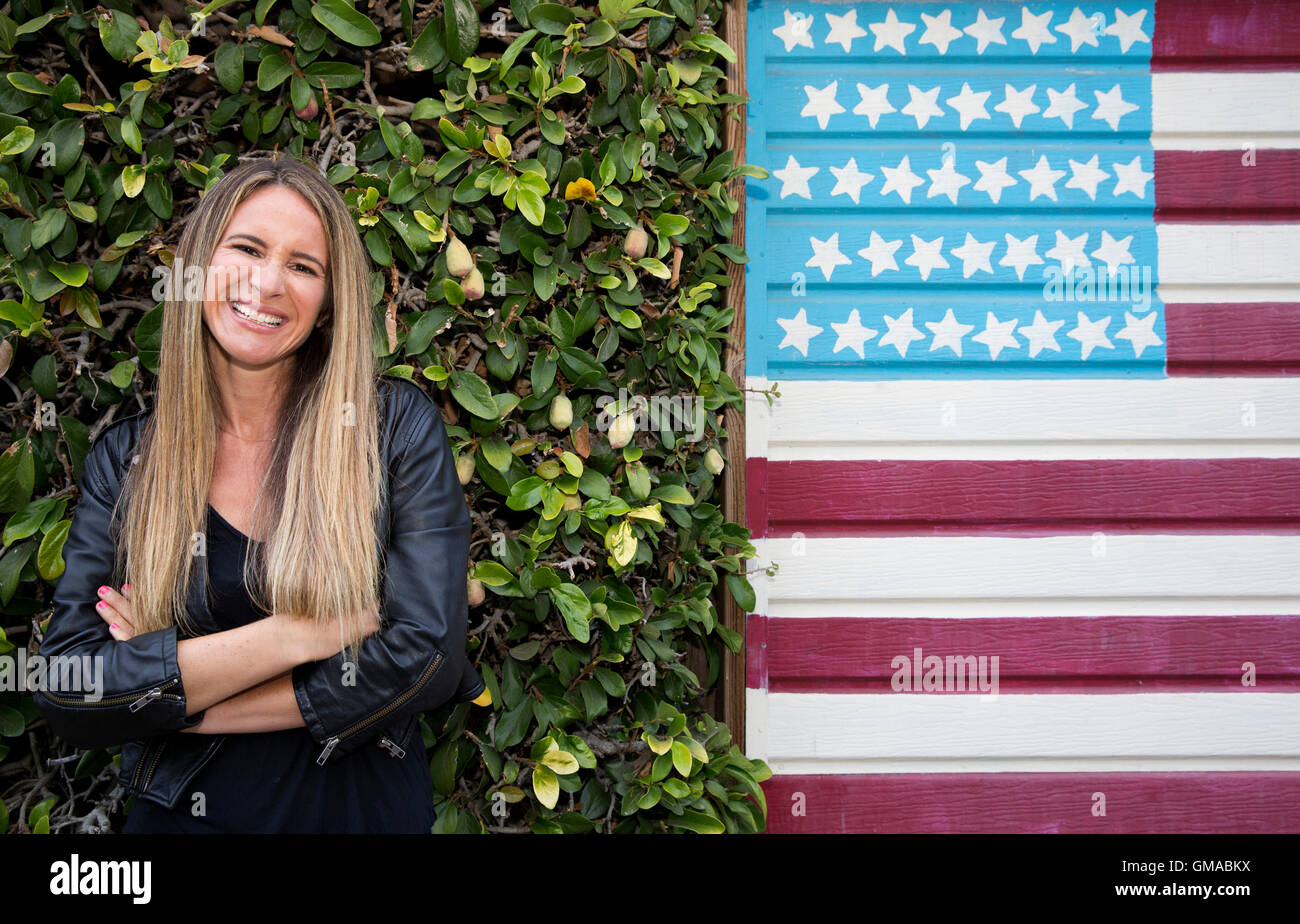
top-left (704, 448), bottom-right (725, 475)
top-left (624, 226), bottom-right (648, 261)
top-left (608, 411), bottom-right (636, 449)
top-left (462, 266), bottom-right (484, 299)
top-left (467, 578), bottom-right (485, 606)
top-left (446, 237), bottom-right (473, 277)
top-left (294, 97), bottom-right (318, 120)
top-left (456, 454), bottom-right (476, 485)
top-left (549, 394), bottom-right (573, 430)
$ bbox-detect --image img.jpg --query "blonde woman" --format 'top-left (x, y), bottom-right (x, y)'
top-left (33, 154), bottom-right (485, 833)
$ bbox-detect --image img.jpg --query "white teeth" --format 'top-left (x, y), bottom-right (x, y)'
top-left (231, 301), bottom-right (284, 327)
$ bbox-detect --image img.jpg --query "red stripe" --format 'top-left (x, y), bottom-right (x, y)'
top-left (1152, 0), bottom-right (1300, 71)
top-left (753, 459), bottom-right (1300, 538)
top-left (1167, 303), bottom-right (1300, 375)
top-left (754, 615), bottom-right (1300, 694)
top-left (760, 773), bottom-right (1300, 833)
top-left (1155, 151), bottom-right (1300, 223)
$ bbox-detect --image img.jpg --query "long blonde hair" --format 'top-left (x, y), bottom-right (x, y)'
top-left (114, 153), bottom-right (385, 654)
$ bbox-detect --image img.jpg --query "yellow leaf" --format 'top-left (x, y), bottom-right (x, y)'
top-left (532, 765), bottom-right (559, 809)
top-left (539, 749), bottom-right (579, 775)
top-left (643, 732), bottom-right (672, 755)
top-left (627, 504), bottom-right (664, 527)
top-left (564, 177), bottom-right (596, 202)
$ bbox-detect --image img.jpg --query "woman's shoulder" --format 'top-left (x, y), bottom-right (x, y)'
top-left (377, 372), bottom-right (447, 449)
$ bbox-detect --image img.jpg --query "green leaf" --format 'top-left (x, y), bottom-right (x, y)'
top-left (36, 519), bottom-right (70, 581)
top-left (443, 0), bottom-right (480, 61)
top-left (0, 126), bottom-right (35, 155)
top-left (311, 0), bottom-right (382, 47)
top-left (408, 16), bottom-right (447, 72)
top-left (726, 573), bottom-right (756, 613)
top-left (448, 367), bottom-right (499, 420)
top-left (665, 808), bottom-right (725, 834)
top-left (670, 738), bottom-right (693, 776)
top-left (529, 3), bottom-right (576, 34)
top-left (691, 32), bottom-right (737, 63)
top-left (471, 560), bottom-right (515, 586)
top-left (549, 583), bottom-right (592, 643)
top-left (0, 705), bottom-right (25, 736)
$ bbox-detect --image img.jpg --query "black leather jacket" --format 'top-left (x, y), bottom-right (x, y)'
top-left (31, 373), bottom-right (485, 810)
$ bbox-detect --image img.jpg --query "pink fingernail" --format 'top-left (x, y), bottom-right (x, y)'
top-left (96, 601), bottom-right (105, 609)
top-left (110, 622), bottom-right (119, 629)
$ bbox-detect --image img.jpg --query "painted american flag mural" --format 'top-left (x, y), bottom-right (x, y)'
top-left (741, 0), bottom-right (1300, 832)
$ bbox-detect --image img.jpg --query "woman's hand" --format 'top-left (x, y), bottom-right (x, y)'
top-left (96, 583), bottom-right (135, 641)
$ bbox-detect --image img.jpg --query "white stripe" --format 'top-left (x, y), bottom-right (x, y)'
top-left (1157, 225), bottom-right (1300, 303)
top-left (750, 535), bottom-right (1300, 619)
top-left (748, 690), bottom-right (1300, 773)
top-left (1153, 73), bottom-right (1300, 150)
top-left (745, 377), bottom-right (1300, 461)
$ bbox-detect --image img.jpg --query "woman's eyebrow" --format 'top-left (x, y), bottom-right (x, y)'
top-left (226, 232), bottom-right (327, 271)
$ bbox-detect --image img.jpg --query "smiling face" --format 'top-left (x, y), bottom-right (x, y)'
top-left (201, 184), bottom-right (331, 372)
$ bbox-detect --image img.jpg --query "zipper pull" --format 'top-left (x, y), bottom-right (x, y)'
top-left (128, 688), bottom-right (163, 712)
top-left (377, 736), bottom-right (406, 759)
top-left (316, 736), bottom-right (339, 765)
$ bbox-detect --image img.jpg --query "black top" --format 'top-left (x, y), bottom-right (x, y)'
top-left (120, 504), bottom-right (434, 834)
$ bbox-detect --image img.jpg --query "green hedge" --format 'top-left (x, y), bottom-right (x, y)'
top-left (0, 0), bottom-right (770, 833)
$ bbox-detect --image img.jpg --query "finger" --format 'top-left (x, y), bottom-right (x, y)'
top-left (98, 586), bottom-right (135, 632)
top-left (96, 602), bottom-right (127, 640)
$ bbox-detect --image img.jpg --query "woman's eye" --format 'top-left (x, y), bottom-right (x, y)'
top-left (293, 263), bottom-right (316, 275)
top-left (234, 244), bottom-right (257, 255)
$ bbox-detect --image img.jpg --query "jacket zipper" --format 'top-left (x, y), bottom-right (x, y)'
top-left (39, 677), bottom-right (183, 712)
top-left (316, 653), bottom-right (442, 765)
top-left (131, 739), bottom-right (168, 792)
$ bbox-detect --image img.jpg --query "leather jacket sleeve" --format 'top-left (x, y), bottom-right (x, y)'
top-left (291, 384), bottom-right (482, 764)
top-left (31, 424), bottom-right (205, 749)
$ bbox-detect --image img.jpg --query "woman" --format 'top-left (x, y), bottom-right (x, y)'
top-left (32, 154), bottom-right (485, 833)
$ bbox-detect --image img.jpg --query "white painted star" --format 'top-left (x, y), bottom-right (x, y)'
top-left (1112, 155), bottom-right (1153, 199)
top-left (879, 155), bottom-right (924, 204)
top-left (1091, 230), bottom-right (1136, 276)
top-left (776, 308), bottom-right (822, 356)
top-left (1106, 8), bottom-right (1150, 54)
top-left (1011, 7), bottom-right (1056, 54)
top-left (853, 82), bottom-right (896, 128)
top-left (1043, 83), bottom-right (1088, 129)
top-left (902, 84), bottom-right (945, 129)
top-left (772, 154), bottom-right (819, 199)
top-left (1018, 310), bottom-right (1064, 357)
top-left (918, 9), bottom-right (963, 54)
top-left (1068, 311), bottom-right (1114, 360)
top-left (1065, 154), bottom-right (1110, 200)
top-left (1019, 154), bottom-right (1066, 201)
top-left (824, 9), bottom-right (868, 52)
top-left (926, 158), bottom-right (971, 204)
top-left (973, 156), bottom-right (1017, 204)
top-left (926, 308), bottom-right (974, 357)
top-left (857, 231), bottom-right (903, 276)
top-left (869, 8), bottom-right (916, 54)
top-left (830, 308), bottom-right (879, 359)
top-left (1057, 6), bottom-right (1101, 53)
top-left (950, 232), bottom-right (996, 278)
top-left (1115, 310), bottom-right (1162, 357)
top-left (972, 312), bottom-right (1021, 360)
top-left (806, 231), bottom-right (852, 281)
top-left (1091, 84), bottom-right (1139, 131)
top-left (995, 83), bottom-right (1040, 128)
top-left (1000, 232), bottom-right (1043, 281)
top-left (828, 157), bottom-right (875, 204)
top-left (772, 9), bottom-right (815, 53)
top-left (945, 82), bottom-right (992, 130)
top-left (964, 9), bottom-right (1007, 54)
top-left (880, 307), bottom-right (925, 357)
top-left (1045, 230), bottom-right (1091, 276)
top-left (801, 80), bottom-right (845, 130)
top-left (906, 234), bottom-right (950, 281)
